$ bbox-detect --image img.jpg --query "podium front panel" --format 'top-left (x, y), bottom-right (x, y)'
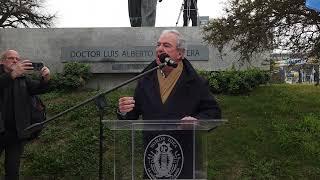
top-left (103, 120), bottom-right (226, 180)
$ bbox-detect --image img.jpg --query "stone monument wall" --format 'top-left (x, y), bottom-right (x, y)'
top-left (0, 27), bottom-right (269, 89)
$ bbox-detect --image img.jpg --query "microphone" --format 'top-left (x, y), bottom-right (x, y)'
top-left (159, 53), bottom-right (178, 68)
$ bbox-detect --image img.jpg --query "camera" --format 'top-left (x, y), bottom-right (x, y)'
top-left (32, 62), bottom-right (44, 71)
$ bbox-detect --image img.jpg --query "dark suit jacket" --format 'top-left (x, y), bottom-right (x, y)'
top-left (0, 65), bottom-right (49, 140)
top-left (121, 58), bottom-right (221, 120)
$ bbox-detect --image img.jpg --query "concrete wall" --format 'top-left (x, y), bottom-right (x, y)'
top-left (0, 27), bottom-right (269, 89)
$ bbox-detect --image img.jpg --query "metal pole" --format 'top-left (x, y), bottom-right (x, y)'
top-left (95, 95), bottom-right (107, 180)
top-left (24, 64), bottom-right (166, 133)
top-left (99, 110), bottom-right (104, 180)
top-left (176, 1), bottom-right (185, 26)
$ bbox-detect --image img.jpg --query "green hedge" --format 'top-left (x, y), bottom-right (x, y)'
top-left (199, 69), bottom-right (270, 94)
top-left (50, 62), bottom-right (91, 91)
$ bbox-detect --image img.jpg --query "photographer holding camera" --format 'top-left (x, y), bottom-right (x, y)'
top-left (0, 49), bottom-right (50, 179)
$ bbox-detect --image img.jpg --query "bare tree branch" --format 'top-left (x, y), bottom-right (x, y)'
top-left (0, 0), bottom-right (55, 28)
top-left (203, 0), bottom-right (320, 64)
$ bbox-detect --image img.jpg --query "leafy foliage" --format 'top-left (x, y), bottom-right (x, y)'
top-left (199, 69), bottom-right (270, 94)
top-left (0, 0), bottom-right (55, 28)
top-left (202, 0), bottom-right (320, 63)
top-left (50, 62), bottom-right (92, 91)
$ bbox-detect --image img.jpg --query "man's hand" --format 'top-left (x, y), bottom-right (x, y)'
top-left (41, 66), bottom-right (51, 82)
top-left (118, 96), bottom-right (135, 113)
top-left (180, 116), bottom-right (198, 129)
top-left (181, 116), bottom-right (197, 121)
top-left (10, 60), bottom-right (33, 79)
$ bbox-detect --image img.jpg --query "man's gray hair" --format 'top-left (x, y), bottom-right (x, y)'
top-left (161, 29), bottom-right (186, 52)
top-left (0, 51), bottom-right (7, 61)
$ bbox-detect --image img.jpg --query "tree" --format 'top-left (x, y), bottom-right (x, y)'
top-left (0, 0), bottom-right (55, 28)
top-left (203, 0), bottom-right (320, 84)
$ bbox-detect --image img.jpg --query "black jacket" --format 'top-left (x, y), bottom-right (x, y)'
top-left (0, 65), bottom-right (49, 140)
top-left (120, 58), bottom-right (221, 120)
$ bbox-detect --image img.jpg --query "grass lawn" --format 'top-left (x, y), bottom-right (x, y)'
top-left (210, 84), bottom-right (320, 179)
top-left (0, 84), bottom-right (319, 179)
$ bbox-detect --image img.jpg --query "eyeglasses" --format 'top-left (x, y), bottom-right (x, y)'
top-left (6, 57), bottom-right (20, 61)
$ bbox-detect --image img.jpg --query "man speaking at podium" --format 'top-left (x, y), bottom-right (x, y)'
top-left (117, 29), bottom-right (221, 120)
top-left (117, 29), bottom-right (221, 179)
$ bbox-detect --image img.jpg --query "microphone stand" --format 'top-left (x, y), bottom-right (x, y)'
top-left (24, 62), bottom-right (167, 180)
